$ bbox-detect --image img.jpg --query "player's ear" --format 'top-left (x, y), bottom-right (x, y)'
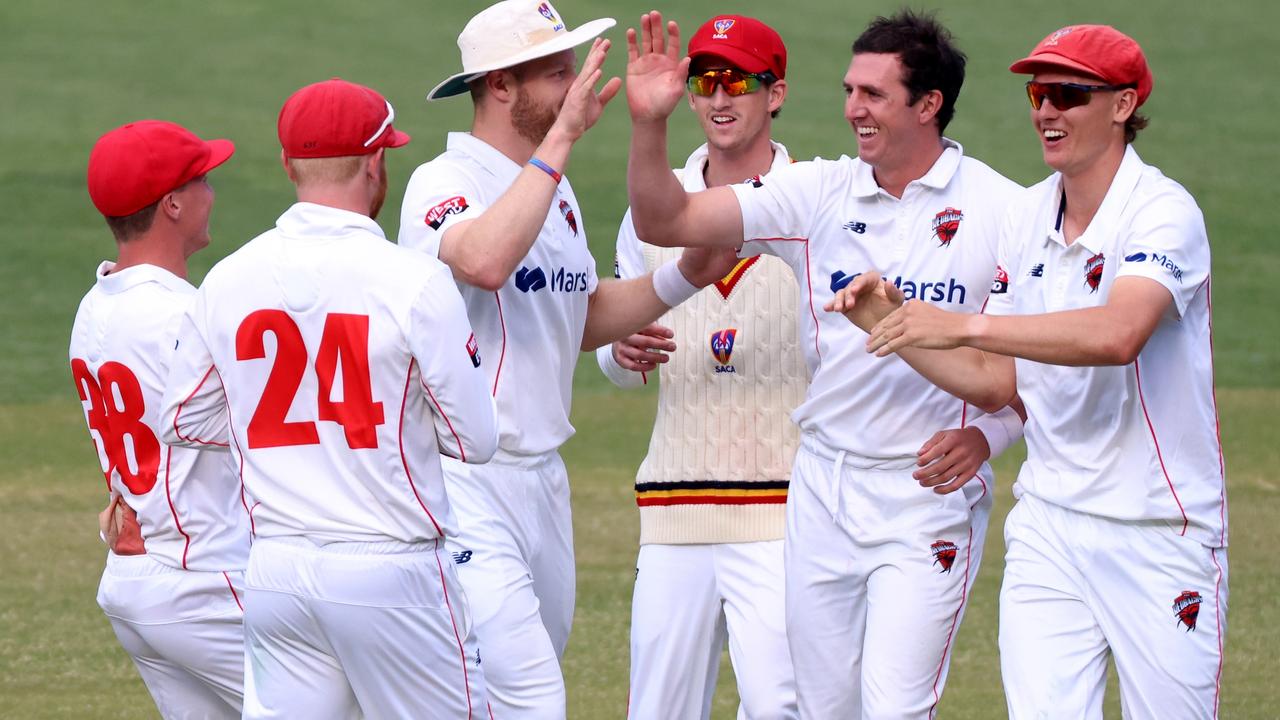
top-left (916, 88), bottom-right (943, 127)
top-left (767, 79), bottom-right (787, 115)
top-left (280, 150), bottom-right (297, 182)
top-left (366, 149), bottom-right (385, 180)
top-left (485, 69), bottom-right (517, 104)
top-left (158, 189), bottom-right (182, 222)
top-left (1113, 87), bottom-right (1138, 124)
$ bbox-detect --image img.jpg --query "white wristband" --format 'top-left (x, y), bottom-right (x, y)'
top-left (968, 405), bottom-right (1024, 459)
top-left (652, 260), bottom-right (700, 308)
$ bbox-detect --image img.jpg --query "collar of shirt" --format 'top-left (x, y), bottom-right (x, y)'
top-left (446, 131), bottom-right (530, 187)
top-left (849, 137), bottom-right (964, 198)
top-left (94, 261), bottom-right (194, 295)
top-left (682, 139), bottom-right (794, 191)
top-left (276, 202), bottom-right (386, 240)
top-left (1042, 144), bottom-right (1145, 254)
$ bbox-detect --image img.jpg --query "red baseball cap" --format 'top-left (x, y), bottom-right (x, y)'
top-left (87, 120), bottom-right (234, 217)
top-left (278, 78), bottom-right (411, 159)
top-left (1010, 25), bottom-right (1153, 106)
top-left (687, 15), bottom-right (787, 79)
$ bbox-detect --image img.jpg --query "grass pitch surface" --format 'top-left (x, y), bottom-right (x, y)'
top-left (2, 0), bottom-right (1276, 717)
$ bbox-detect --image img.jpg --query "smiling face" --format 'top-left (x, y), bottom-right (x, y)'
top-left (843, 52), bottom-right (939, 173)
top-left (686, 60), bottom-right (783, 155)
top-left (1030, 70), bottom-right (1137, 177)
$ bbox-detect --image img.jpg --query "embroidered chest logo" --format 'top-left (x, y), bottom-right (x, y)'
top-left (713, 18), bottom-right (735, 37)
top-left (558, 200), bottom-right (578, 236)
top-left (424, 196), bottom-right (469, 230)
top-left (931, 540), bottom-right (958, 573)
top-left (1173, 591), bottom-right (1202, 631)
top-left (932, 207), bottom-right (964, 247)
top-left (710, 328), bottom-right (738, 373)
top-left (714, 256), bottom-right (760, 299)
top-left (843, 220), bottom-right (867, 234)
top-left (465, 333), bottom-right (481, 368)
top-left (1028, 263), bottom-right (1045, 277)
top-left (1084, 252), bottom-right (1105, 293)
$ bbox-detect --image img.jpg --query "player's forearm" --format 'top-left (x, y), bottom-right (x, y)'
top-left (627, 120), bottom-right (693, 247)
top-left (967, 308), bottom-right (1150, 367)
top-left (580, 276), bottom-right (671, 351)
top-left (444, 130), bottom-right (576, 291)
top-left (896, 345), bottom-right (1017, 414)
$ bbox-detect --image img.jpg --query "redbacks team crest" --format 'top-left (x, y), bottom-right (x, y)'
top-left (932, 207), bottom-right (963, 247)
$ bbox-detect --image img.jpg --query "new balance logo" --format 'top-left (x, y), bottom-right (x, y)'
top-left (452, 550), bottom-right (473, 565)
top-left (1028, 263), bottom-right (1044, 277)
top-left (843, 220), bottom-right (867, 234)
top-left (515, 266), bottom-right (547, 293)
top-left (830, 270), bottom-right (855, 292)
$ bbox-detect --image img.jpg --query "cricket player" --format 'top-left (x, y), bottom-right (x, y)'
top-left (833, 26), bottom-right (1229, 718)
top-left (623, 10), bottom-right (1025, 717)
top-left (399, 2), bottom-right (739, 716)
top-left (597, 17), bottom-right (801, 718)
top-left (160, 78), bottom-right (499, 719)
top-left (71, 119), bottom-right (249, 718)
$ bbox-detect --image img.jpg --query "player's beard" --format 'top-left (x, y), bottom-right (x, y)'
top-left (512, 86), bottom-right (559, 145)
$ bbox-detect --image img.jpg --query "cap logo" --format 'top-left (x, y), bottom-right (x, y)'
top-left (537, 2), bottom-right (564, 31)
top-left (1046, 27), bottom-right (1075, 46)
top-left (713, 18), bottom-right (735, 38)
top-left (363, 100), bottom-right (395, 148)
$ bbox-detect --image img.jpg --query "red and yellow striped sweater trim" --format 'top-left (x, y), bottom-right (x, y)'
top-left (634, 480), bottom-right (789, 507)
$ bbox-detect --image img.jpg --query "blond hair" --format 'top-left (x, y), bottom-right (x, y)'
top-left (286, 156), bottom-right (366, 187)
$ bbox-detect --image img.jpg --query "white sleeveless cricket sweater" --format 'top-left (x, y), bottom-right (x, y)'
top-left (635, 242), bottom-right (806, 545)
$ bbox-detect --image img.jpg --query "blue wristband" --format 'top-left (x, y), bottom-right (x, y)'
top-left (529, 157), bottom-right (562, 184)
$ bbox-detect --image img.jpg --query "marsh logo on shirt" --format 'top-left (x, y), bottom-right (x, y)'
top-left (831, 269), bottom-right (969, 305)
top-left (515, 265), bottom-right (589, 293)
top-left (931, 539), bottom-right (958, 573)
top-left (425, 196), bottom-right (469, 230)
top-left (1084, 252), bottom-right (1105, 293)
top-left (1173, 590), bottom-right (1202, 631)
top-left (932, 207), bottom-right (964, 247)
top-left (710, 328), bottom-right (737, 373)
top-left (558, 199), bottom-right (578, 236)
top-left (1125, 251), bottom-right (1185, 283)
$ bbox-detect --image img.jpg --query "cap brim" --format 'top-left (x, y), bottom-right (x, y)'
top-left (385, 128), bottom-right (411, 148)
top-left (200, 138), bottom-right (236, 174)
top-left (1009, 52), bottom-right (1104, 80)
top-left (426, 17), bottom-right (617, 100)
top-left (688, 47), bottom-right (772, 75)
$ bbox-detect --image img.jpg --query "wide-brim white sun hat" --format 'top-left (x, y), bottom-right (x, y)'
top-left (427, 0), bottom-right (616, 101)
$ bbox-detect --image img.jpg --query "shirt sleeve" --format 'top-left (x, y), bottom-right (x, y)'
top-left (595, 208), bottom-right (650, 389)
top-left (397, 161), bottom-right (490, 258)
top-left (1114, 185), bottom-right (1209, 318)
top-left (983, 205), bottom-right (1019, 317)
top-left (408, 267), bottom-right (499, 464)
top-left (729, 160), bottom-right (824, 266)
top-left (160, 294), bottom-right (231, 450)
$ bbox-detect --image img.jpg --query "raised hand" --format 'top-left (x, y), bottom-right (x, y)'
top-left (625, 11), bottom-right (691, 123)
top-left (823, 271), bottom-right (905, 332)
top-left (552, 38), bottom-right (623, 142)
top-left (913, 427), bottom-right (991, 494)
top-left (612, 322), bottom-right (677, 373)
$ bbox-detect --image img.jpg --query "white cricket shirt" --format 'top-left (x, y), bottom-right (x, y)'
top-left (70, 263), bottom-right (249, 571)
top-left (730, 140), bottom-right (1022, 462)
top-left (398, 132), bottom-right (597, 459)
top-left (161, 203), bottom-right (498, 544)
top-left (986, 146), bottom-right (1227, 547)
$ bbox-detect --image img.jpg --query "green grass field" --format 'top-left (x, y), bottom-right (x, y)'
top-left (1, 0), bottom-right (1276, 717)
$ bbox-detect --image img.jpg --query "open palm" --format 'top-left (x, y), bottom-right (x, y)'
top-left (626, 11), bottom-right (690, 122)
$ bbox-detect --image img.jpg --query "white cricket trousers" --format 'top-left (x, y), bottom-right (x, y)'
top-left (785, 436), bottom-right (992, 719)
top-left (1000, 493), bottom-right (1228, 719)
top-left (629, 541), bottom-right (797, 720)
top-left (442, 451), bottom-right (575, 720)
top-left (242, 536), bottom-right (488, 719)
top-left (96, 551), bottom-right (245, 719)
